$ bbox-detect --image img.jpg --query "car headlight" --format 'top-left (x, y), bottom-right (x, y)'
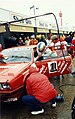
top-left (0, 83), bottom-right (11, 90)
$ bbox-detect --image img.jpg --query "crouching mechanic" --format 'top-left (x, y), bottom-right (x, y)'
top-left (21, 65), bottom-right (58, 115)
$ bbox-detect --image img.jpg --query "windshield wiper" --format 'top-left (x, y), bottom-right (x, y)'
top-left (11, 56), bottom-right (30, 59)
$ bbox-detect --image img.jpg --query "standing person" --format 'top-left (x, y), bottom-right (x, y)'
top-left (65, 32), bottom-right (73, 45)
top-left (21, 65), bottom-right (57, 115)
top-left (70, 31), bottom-right (75, 58)
top-left (18, 37), bottom-right (24, 46)
top-left (29, 35), bottom-right (38, 45)
top-left (39, 35), bottom-right (47, 46)
top-left (24, 36), bottom-right (30, 45)
top-left (46, 34), bottom-right (52, 46)
top-left (50, 35), bottom-right (68, 54)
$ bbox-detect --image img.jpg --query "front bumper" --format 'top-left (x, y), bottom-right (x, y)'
top-left (0, 86), bottom-right (24, 102)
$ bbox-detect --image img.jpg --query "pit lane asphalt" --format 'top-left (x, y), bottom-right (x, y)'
top-left (0, 58), bottom-right (75, 119)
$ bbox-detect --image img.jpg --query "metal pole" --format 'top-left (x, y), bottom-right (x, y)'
top-left (30, 5), bottom-right (38, 36)
top-left (1, 12), bottom-right (60, 36)
top-left (33, 5), bottom-right (36, 27)
top-left (30, 5), bottom-right (36, 27)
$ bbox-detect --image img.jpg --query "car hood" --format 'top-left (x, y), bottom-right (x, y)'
top-left (0, 63), bottom-right (30, 82)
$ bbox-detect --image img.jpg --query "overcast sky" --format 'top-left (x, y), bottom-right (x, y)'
top-left (0, 0), bottom-right (75, 28)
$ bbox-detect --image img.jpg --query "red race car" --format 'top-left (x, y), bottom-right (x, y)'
top-left (0, 44), bottom-right (72, 102)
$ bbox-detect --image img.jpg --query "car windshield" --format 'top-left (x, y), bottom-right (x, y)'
top-left (1, 47), bottom-right (33, 63)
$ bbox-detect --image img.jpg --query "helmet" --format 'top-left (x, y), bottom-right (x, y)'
top-left (51, 35), bottom-right (58, 41)
top-left (37, 42), bottom-right (45, 52)
top-left (31, 35), bottom-right (35, 39)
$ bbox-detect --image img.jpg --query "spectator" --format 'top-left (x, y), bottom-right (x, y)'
top-left (70, 32), bottom-right (75, 74)
top-left (65, 32), bottom-right (73, 45)
top-left (46, 34), bottom-right (52, 46)
top-left (39, 35), bottom-right (47, 46)
top-left (21, 65), bottom-right (57, 115)
top-left (24, 36), bottom-right (30, 45)
top-left (18, 37), bottom-right (24, 46)
top-left (70, 31), bottom-right (75, 55)
top-left (29, 35), bottom-right (38, 45)
top-left (4, 36), bottom-right (18, 48)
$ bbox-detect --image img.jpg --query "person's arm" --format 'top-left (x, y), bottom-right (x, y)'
top-left (26, 79), bottom-right (33, 95)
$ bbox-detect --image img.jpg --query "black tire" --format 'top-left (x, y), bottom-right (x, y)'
top-left (71, 111), bottom-right (75, 119)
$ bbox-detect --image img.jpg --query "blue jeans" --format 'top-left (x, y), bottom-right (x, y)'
top-left (21, 95), bottom-right (42, 111)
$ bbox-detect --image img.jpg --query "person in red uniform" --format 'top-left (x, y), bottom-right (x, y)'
top-left (29, 35), bottom-right (38, 45)
top-left (70, 32), bottom-right (75, 58)
top-left (21, 66), bottom-right (57, 115)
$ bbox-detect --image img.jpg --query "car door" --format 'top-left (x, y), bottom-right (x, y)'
top-left (34, 47), bottom-right (72, 78)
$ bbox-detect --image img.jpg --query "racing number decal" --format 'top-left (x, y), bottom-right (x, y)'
top-left (48, 61), bottom-right (58, 73)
